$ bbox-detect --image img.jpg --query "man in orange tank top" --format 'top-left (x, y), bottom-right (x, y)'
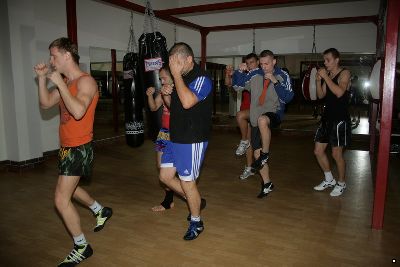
top-left (34, 37), bottom-right (112, 266)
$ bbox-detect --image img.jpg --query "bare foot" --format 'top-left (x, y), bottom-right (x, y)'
top-left (151, 202), bottom-right (174, 212)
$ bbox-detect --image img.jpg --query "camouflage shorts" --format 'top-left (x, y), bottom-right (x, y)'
top-left (58, 142), bottom-right (94, 177)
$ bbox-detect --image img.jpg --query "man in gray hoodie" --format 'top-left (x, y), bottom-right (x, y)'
top-left (232, 50), bottom-right (294, 198)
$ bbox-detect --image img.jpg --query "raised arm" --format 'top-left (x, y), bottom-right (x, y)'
top-left (146, 87), bottom-right (163, 111)
top-left (169, 54), bottom-right (198, 109)
top-left (232, 67), bottom-right (263, 92)
top-left (318, 68), bottom-right (351, 98)
top-left (266, 70), bottom-right (294, 104)
top-left (162, 93), bottom-right (171, 108)
top-left (51, 73), bottom-right (97, 120)
top-left (34, 62), bottom-right (61, 109)
top-left (224, 65), bottom-right (234, 87)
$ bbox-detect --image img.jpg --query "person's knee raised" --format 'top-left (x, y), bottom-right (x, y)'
top-left (258, 115), bottom-right (270, 127)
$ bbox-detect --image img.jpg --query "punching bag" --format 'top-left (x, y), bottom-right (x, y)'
top-left (302, 65), bottom-right (318, 101)
top-left (123, 13), bottom-right (144, 147)
top-left (369, 59), bottom-right (381, 100)
top-left (139, 1), bottom-right (169, 141)
top-left (123, 52), bottom-right (144, 147)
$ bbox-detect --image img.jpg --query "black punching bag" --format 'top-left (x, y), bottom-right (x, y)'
top-left (138, 31), bottom-right (169, 141)
top-left (123, 52), bottom-right (144, 147)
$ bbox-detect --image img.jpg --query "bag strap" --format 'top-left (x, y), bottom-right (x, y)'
top-left (143, 0), bottom-right (158, 36)
top-left (127, 12), bottom-right (138, 53)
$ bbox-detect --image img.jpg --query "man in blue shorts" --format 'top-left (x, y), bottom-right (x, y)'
top-left (159, 42), bottom-right (213, 241)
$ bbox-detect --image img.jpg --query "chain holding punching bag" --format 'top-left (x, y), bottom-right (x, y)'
top-left (123, 13), bottom-right (144, 147)
top-left (301, 26), bottom-right (319, 101)
top-left (139, 0), bottom-right (169, 141)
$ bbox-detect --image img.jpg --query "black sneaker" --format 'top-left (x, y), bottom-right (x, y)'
top-left (94, 207), bottom-right (113, 232)
top-left (58, 243), bottom-right (93, 267)
top-left (187, 198), bottom-right (206, 221)
top-left (183, 220), bottom-right (204, 241)
top-left (257, 182), bottom-right (274, 198)
top-left (251, 152), bottom-right (269, 172)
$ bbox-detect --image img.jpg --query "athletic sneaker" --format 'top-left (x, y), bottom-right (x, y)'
top-left (94, 207), bottom-right (113, 232)
top-left (235, 140), bottom-right (250, 156)
top-left (330, 183), bottom-right (346, 197)
top-left (58, 243), bottom-right (93, 267)
top-left (313, 179), bottom-right (337, 191)
top-left (257, 182), bottom-right (274, 198)
top-left (186, 198), bottom-right (207, 221)
top-left (251, 151), bottom-right (269, 171)
top-left (239, 166), bottom-right (254, 180)
top-left (183, 220), bottom-right (204, 241)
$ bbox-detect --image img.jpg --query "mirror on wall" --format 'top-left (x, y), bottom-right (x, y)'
top-left (204, 53), bottom-right (377, 138)
top-left (89, 47), bottom-right (126, 141)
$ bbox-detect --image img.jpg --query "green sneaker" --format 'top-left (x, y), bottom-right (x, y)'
top-left (58, 243), bottom-right (93, 266)
top-left (94, 207), bottom-right (113, 232)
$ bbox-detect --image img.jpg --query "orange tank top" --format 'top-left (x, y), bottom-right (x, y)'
top-left (59, 74), bottom-right (99, 147)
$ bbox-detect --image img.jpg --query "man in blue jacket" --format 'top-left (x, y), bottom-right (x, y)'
top-left (232, 50), bottom-right (293, 198)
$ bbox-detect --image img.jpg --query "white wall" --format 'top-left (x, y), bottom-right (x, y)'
top-left (76, 0), bottom-right (178, 64)
top-left (0, 0), bottom-right (14, 161)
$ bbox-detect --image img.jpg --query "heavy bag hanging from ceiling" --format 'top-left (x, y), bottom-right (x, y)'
top-left (302, 25), bottom-right (319, 101)
top-left (138, 0), bottom-right (169, 141)
top-left (302, 65), bottom-right (318, 101)
top-left (123, 13), bottom-right (144, 147)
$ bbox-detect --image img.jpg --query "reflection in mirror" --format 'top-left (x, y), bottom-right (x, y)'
top-left (89, 47), bottom-right (126, 141)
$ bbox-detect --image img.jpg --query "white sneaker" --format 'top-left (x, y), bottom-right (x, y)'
top-left (235, 140), bottom-right (250, 156)
top-left (330, 183), bottom-right (346, 197)
top-left (313, 179), bottom-right (337, 191)
top-left (239, 166), bottom-right (254, 180)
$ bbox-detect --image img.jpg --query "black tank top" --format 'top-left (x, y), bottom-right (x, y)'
top-left (323, 69), bottom-right (350, 122)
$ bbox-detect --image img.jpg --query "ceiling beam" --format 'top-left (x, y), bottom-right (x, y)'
top-left (204, 15), bottom-right (378, 32)
top-left (96, 0), bottom-right (205, 31)
top-left (157, 0), bottom-right (320, 16)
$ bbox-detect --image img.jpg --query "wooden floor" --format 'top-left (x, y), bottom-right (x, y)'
top-left (0, 130), bottom-right (399, 266)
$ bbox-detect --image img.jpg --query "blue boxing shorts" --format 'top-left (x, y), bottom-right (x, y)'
top-left (160, 141), bottom-right (208, 181)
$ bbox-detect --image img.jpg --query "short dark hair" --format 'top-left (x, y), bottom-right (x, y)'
top-left (245, 53), bottom-right (258, 61)
top-left (160, 64), bottom-right (171, 76)
top-left (49, 37), bottom-right (80, 64)
top-left (259, 50), bottom-right (275, 59)
top-left (168, 42), bottom-right (194, 58)
top-left (323, 48), bottom-right (340, 59)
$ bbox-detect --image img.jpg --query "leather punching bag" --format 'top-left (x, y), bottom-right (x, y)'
top-left (302, 65), bottom-right (318, 101)
top-left (123, 52), bottom-right (144, 147)
top-left (369, 59), bottom-right (381, 100)
top-left (138, 31), bottom-right (169, 141)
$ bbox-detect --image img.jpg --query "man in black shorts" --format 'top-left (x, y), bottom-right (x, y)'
top-left (313, 48), bottom-right (351, 197)
top-left (34, 37), bottom-right (112, 266)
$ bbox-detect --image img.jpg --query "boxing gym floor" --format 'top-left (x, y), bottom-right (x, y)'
top-left (0, 111), bottom-right (399, 267)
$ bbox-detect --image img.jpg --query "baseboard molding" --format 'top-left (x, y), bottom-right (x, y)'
top-left (0, 149), bottom-right (59, 172)
top-left (0, 135), bottom-right (126, 172)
